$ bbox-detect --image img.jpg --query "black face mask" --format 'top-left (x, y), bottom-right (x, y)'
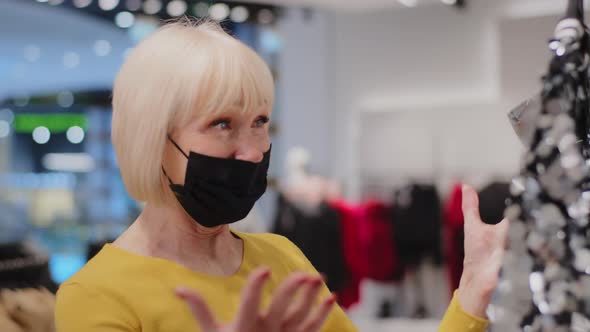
top-left (164, 137), bottom-right (270, 228)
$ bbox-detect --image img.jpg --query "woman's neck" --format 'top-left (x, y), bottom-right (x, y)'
top-left (114, 202), bottom-right (243, 277)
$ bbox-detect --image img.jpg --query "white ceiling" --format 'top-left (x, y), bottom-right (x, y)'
top-left (0, 0), bottom-right (573, 101)
top-left (236, 0), bottom-right (577, 14)
top-left (235, 0), bottom-right (441, 11)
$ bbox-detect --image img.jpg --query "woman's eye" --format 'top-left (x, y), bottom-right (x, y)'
top-left (210, 119), bottom-right (231, 130)
top-left (254, 116), bottom-right (270, 128)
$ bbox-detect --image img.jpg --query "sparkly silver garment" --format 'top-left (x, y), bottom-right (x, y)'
top-left (491, 9), bottom-right (590, 331)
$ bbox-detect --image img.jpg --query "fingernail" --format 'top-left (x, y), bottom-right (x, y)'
top-left (297, 277), bottom-right (309, 285)
top-left (174, 288), bottom-right (188, 298)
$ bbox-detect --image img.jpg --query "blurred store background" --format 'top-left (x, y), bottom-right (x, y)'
top-left (0, 0), bottom-right (574, 330)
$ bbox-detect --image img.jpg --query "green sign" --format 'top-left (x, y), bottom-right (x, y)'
top-left (14, 114), bottom-right (88, 134)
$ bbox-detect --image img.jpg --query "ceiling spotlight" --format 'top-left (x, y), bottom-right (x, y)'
top-left (0, 121), bottom-right (10, 138)
top-left (193, 2), bottom-right (209, 17)
top-left (125, 0), bottom-right (141, 11)
top-left (209, 3), bottom-right (230, 21)
top-left (230, 6), bottom-right (249, 23)
top-left (98, 0), bottom-right (119, 11)
top-left (441, 0), bottom-right (456, 4)
top-left (33, 126), bottom-right (51, 144)
top-left (66, 126), bottom-right (85, 144)
top-left (57, 91), bottom-right (75, 108)
top-left (73, 0), bottom-right (92, 8)
top-left (115, 11), bottom-right (135, 28)
top-left (257, 9), bottom-right (274, 24)
top-left (167, 0), bottom-right (187, 17)
top-left (36, 0), bottom-right (49, 3)
top-left (143, 0), bottom-right (162, 15)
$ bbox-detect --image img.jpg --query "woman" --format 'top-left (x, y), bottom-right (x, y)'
top-left (55, 19), bottom-right (509, 332)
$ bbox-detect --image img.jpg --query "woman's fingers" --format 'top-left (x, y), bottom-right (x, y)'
top-left (461, 185), bottom-right (482, 225)
top-left (234, 267), bottom-right (271, 330)
top-left (281, 277), bottom-right (323, 331)
top-left (298, 295), bottom-right (337, 332)
top-left (495, 218), bottom-right (510, 245)
top-left (265, 272), bottom-right (311, 329)
top-left (177, 271), bottom-right (335, 332)
top-left (176, 287), bottom-right (218, 332)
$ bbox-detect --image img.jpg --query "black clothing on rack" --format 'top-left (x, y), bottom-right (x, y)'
top-left (390, 184), bottom-right (443, 268)
top-left (272, 194), bottom-right (348, 292)
top-left (478, 182), bottom-right (510, 225)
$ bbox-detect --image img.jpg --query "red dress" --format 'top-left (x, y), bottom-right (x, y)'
top-left (443, 183), bottom-right (464, 293)
top-left (330, 200), bottom-right (400, 309)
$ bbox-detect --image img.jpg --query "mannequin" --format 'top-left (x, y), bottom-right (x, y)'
top-left (282, 146), bottom-right (341, 207)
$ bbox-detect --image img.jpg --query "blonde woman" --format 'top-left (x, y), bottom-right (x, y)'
top-left (55, 19), bottom-right (509, 332)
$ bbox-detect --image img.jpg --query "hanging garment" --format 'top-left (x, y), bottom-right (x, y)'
top-left (478, 182), bottom-right (510, 225)
top-left (391, 184), bottom-right (443, 269)
top-left (272, 194), bottom-right (349, 293)
top-left (330, 200), bottom-right (363, 308)
top-left (330, 199), bottom-right (401, 309)
top-left (389, 184), bottom-right (445, 319)
top-left (443, 183), bottom-right (464, 293)
top-left (493, 1), bottom-right (590, 330)
top-left (360, 200), bottom-right (400, 281)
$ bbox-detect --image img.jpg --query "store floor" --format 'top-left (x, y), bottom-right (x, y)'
top-left (354, 318), bottom-right (439, 332)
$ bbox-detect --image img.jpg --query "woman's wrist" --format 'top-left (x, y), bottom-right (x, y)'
top-left (457, 269), bottom-right (496, 319)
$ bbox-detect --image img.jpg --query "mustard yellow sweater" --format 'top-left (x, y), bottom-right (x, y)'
top-left (55, 231), bottom-right (488, 332)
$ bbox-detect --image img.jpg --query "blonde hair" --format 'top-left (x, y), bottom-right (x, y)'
top-left (111, 18), bottom-right (275, 204)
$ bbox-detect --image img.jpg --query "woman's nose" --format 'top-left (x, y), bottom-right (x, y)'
top-left (234, 146), bottom-right (265, 163)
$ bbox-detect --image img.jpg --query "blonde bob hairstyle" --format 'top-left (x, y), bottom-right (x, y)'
top-left (111, 18), bottom-right (275, 204)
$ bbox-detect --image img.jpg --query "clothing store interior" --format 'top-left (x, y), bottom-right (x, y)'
top-left (4, 0), bottom-right (590, 331)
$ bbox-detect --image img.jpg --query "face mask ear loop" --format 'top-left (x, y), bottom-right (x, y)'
top-left (161, 167), bottom-right (174, 185)
top-left (162, 134), bottom-right (188, 185)
top-left (167, 134), bottom-right (189, 159)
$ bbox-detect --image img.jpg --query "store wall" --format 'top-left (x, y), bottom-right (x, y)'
top-left (276, 8), bottom-right (332, 177)
top-left (322, 0), bottom-right (563, 198)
